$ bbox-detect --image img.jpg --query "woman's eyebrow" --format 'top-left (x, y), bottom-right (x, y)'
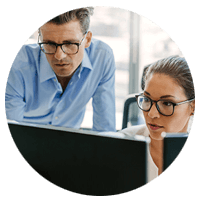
top-left (144, 91), bottom-right (150, 96)
top-left (144, 91), bottom-right (176, 99)
top-left (160, 95), bottom-right (176, 99)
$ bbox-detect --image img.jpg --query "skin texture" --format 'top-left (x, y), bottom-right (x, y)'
top-left (39, 20), bottom-right (92, 90)
top-left (143, 73), bottom-right (195, 174)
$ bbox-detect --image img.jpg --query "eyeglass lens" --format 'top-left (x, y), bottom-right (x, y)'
top-left (137, 96), bottom-right (174, 116)
top-left (40, 43), bottom-right (78, 54)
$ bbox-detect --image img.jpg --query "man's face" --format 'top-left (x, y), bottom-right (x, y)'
top-left (40, 20), bottom-right (92, 78)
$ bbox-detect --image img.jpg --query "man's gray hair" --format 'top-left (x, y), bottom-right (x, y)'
top-left (48, 7), bottom-right (94, 34)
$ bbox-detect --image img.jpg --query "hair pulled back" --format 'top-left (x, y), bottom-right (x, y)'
top-left (145, 56), bottom-right (195, 100)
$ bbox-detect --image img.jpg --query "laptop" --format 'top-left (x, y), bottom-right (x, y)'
top-left (163, 133), bottom-right (188, 171)
top-left (8, 120), bottom-right (149, 196)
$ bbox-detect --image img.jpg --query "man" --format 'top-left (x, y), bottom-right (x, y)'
top-left (5, 7), bottom-right (116, 132)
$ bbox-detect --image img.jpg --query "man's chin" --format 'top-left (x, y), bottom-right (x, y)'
top-left (52, 65), bottom-right (79, 79)
top-left (54, 67), bottom-right (73, 77)
top-left (55, 68), bottom-right (76, 78)
top-left (56, 73), bottom-right (73, 78)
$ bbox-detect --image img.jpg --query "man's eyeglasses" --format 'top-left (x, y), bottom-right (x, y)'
top-left (38, 31), bottom-right (88, 55)
top-left (135, 94), bottom-right (194, 116)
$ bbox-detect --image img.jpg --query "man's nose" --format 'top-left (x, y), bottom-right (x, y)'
top-left (54, 46), bottom-right (67, 60)
top-left (148, 103), bottom-right (160, 119)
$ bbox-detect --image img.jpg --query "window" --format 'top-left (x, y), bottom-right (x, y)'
top-left (25, 7), bottom-right (182, 130)
top-left (81, 7), bottom-right (130, 130)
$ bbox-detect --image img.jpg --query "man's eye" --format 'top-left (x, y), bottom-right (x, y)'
top-left (47, 43), bottom-right (56, 47)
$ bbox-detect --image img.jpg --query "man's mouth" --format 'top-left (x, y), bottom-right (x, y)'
top-left (55, 63), bottom-right (69, 67)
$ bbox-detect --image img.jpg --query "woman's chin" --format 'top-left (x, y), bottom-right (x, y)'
top-left (149, 130), bottom-right (164, 140)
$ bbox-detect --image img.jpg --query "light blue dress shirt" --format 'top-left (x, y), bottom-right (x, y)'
top-left (5, 38), bottom-right (116, 132)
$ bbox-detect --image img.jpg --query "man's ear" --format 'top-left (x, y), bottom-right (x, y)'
top-left (85, 31), bottom-right (92, 48)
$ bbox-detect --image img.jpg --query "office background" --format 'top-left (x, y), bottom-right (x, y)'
top-left (26, 7), bottom-right (182, 130)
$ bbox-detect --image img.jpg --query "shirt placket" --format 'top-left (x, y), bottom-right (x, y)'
top-left (51, 71), bottom-right (80, 125)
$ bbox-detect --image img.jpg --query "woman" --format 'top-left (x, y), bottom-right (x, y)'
top-left (120, 55), bottom-right (195, 181)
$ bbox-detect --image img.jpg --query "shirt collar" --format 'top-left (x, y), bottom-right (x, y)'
top-left (39, 49), bottom-right (93, 82)
top-left (39, 51), bottom-right (56, 83)
top-left (77, 51), bottom-right (93, 78)
top-left (81, 49), bottom-right (93, 71)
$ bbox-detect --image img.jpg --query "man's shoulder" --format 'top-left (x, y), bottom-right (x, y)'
top-left (12, 44), bottom-right (40, 70)
top-left (18, 43), bottom-right (40, 57)
top-left (87, 38), bottom-right (113, 55)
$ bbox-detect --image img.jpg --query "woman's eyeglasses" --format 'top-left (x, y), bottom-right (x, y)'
top-left (135, 94), bottom-right (194, 116)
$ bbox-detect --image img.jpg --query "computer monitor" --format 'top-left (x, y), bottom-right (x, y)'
top-left (8, 120), bottom-right (149, 196)
top-left (163, 133), bottom-right (188, 171)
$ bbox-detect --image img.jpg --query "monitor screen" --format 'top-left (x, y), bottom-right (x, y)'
top-left (163, 133), bottom-right (188, 171)
top-left (8, 121), bottom-right (149, 196)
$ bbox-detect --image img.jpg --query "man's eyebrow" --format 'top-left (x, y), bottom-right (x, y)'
top-left (144, 91), bottom-right (176, 99)
top-left (41, 39), bottom-right (56, 43)
top-left (42, 39), bottom-right (79, 43)
top-left (62, 40), bottom-right (79, 43)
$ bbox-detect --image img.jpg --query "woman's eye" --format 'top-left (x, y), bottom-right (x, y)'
top-left (162, 101), bottom-right (173, 106)
top-left (144, 97), bottom-right (150, 102)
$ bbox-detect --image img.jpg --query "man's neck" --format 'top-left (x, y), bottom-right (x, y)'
top-left (56, 64), bottom-right (81, 92)
top-left (56, 73), bottom-right (74, 93)
top-left (57, 75), bottom-right (72, 92)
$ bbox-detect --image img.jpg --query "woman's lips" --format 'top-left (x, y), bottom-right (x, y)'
top-left (148, 123), bottom-right (164, 131)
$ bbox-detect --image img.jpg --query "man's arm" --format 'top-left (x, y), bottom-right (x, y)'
top-left (92, 54), bottom-right (116, 132)
top-left (5, 67), bottom-right (26, 121)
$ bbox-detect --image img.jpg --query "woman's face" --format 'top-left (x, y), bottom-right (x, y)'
top-left (143, 73), bottom-right (194, 140)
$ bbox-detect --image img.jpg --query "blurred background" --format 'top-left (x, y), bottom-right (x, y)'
top-left (26, 6), bottom-right (182, 130)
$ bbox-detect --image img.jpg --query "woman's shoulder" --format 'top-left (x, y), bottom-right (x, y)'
top-left (120, 124), bottom-right (149, 137)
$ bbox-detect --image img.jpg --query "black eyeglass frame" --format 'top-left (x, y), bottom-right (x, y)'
top-left (135, 94), bottom-right (195, 116)
top-left (38, 31), bottom-right (88, 55)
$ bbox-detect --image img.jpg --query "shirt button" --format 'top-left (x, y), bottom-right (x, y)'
top-left (55, 116), bottom-right (58, 120)
top-left (54, 79), bottom-right (56, 82)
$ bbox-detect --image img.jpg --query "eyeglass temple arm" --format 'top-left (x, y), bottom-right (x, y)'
top-left (176, 98), bottom-right (195, 105)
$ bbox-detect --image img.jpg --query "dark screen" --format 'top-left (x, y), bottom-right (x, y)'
top-left (8, 122), bottom-right (148, 196)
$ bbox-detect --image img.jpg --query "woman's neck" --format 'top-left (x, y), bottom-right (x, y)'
top-left (149, 135), bottom-right (164, 175)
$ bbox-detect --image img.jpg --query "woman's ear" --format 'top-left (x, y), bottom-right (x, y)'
top-left (84, 31), bottom-right (92, 48)
top-left (190, 100), bottom-right (195, 116)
